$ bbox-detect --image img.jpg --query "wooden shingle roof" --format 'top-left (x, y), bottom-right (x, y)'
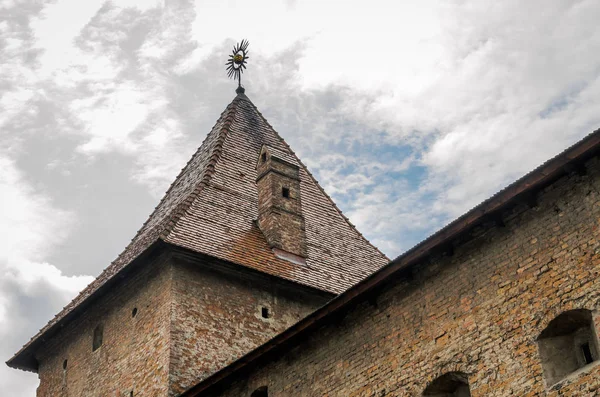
top-left (8, 92), bottom-right (388, 371)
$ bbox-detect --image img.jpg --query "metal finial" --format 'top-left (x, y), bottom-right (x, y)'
top-left (225, 39), bottom-right (249, 92)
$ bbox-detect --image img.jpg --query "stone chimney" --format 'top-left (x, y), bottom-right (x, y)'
top-left (256, 145), bottom-right (307, 261)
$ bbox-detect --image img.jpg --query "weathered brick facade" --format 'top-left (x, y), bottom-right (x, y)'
top-left (191, 156), bottom-right (600, 396)
top-left (168, 253), bottom-right (329, 395)
top-left (35, 251), bottom-right (173, 397)
top-left (32, 248), bottom-right (330, 397)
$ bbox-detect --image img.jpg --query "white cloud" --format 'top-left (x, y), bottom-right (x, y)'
top-left (29, 0), bottom-right (106, 75)
top-left (0, 157), bottom-right (73, 260)
top-left (0, 156), bottom-right (93, 396)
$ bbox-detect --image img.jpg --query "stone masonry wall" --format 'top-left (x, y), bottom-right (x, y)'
top-left (35, 253), bottom-right (173, 397)
top-left (208, 157), bottom-right (600, 397)
top-left (168, 256), bottom-right (330, 396)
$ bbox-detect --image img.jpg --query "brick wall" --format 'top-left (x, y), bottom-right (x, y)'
top-left (168, 254), bottom-right (330, 395)
top-left (34, 248), bottom-right (331, 397)
top-left (36, 252), bottom-right (173, 397)
top-left (206, 157), bottom-right (600, 397)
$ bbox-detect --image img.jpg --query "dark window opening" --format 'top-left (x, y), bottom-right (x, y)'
top-left (62, 359), bottom-right (68, 370)
top-left (132, 307), bottom-right (138, 318)
top-left (261, 153), bottom-right (267, 163)
top-left (130, 392), bottom-right (134, 397)
top-left (251, 386), bottom-right (268, 397)
top-left (537, 309), bottom-right (599, 385)
top-left (282, 187), bottom-right (290, 198)
top-left (261, 307), bottom-right (270, 319)
top-left (423, 372), bottom-right (471, 397)
top-left (92, 324), bottom-right (103, 351)
top-left (582, 342), bottom-right (594, 365)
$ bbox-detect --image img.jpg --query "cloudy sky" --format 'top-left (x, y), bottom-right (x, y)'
top-left (1, 0), bottom-right (599, 394)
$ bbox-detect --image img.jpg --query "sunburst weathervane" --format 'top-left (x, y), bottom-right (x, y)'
top-left (226, 39), bottom-right (249, 93)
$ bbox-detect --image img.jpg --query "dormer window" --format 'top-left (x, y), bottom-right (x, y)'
top-left (282, 187), bottom-right (290, 198)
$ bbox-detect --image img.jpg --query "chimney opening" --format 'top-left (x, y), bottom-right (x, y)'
top-left (282, 187), bottom-right (290, 198)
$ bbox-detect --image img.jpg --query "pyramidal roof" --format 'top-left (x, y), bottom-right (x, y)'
top-left (9, 91), bottom-right (389, 370)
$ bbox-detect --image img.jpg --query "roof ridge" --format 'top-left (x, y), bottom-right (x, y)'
top-left (77, 96), bottom-right (240, 281)
top-left (240, 95), bottom-right (390, 262)
top-left (130, 96), bottom-right (241, 245)
top-left (158, 97), bottom-right (240, 240)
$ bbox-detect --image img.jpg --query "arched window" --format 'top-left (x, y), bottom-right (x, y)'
top-left (423, 372), bottom-right (471, 397)
top-left (537, 309), bottom-right (599, 385)
top-left (250, 386), bottom-right (268, 397)
top-left (92, 324), bottom-right (104, 351)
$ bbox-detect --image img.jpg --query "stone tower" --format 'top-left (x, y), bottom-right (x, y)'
top-left (7, 90), bottom-right (389, 396)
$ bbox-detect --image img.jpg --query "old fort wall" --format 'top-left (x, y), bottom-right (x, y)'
top-left (168, 255), bottom-right (330, 395)
top-left (34, 246), bottom-right (331, 397)
top-left (208, 157), bottom-right (600, 397)
top-left (36, 252), bottom-right (173, 397)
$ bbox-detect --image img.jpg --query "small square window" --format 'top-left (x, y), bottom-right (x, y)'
top-left (261, 307), bottom-right (270, 319)
top-left (282, 187), bottom-right (290, 198)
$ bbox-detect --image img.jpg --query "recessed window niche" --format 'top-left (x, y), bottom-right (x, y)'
top-left (92, 324), bottom-right (103, 351)
top-left (251, 386), bottom-right (268, 397)
top-left (423, 372), bottom-right (471, 397)
top-left (537, 309), bottom-right (599, 386)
